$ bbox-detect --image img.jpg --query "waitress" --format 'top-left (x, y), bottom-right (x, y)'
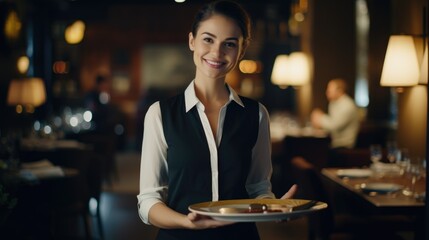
top-left (137, 1), bottom-right (297, 239)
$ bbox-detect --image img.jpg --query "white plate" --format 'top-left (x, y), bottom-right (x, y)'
top-left (360, 183), bottom-right (403, 194)
top-left (336, 169), bottom-right (373, 178)
top-left (188, 199), bottom-right (328, 222)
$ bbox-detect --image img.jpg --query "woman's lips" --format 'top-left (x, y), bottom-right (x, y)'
top-left (205, 59), bottom-right (224, 68)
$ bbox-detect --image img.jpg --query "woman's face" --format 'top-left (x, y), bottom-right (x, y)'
top-left (189, 14), bottom-right (245, 81)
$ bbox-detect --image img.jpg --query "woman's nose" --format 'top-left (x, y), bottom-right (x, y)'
top-left (211, 43), bottom-right (224, 57)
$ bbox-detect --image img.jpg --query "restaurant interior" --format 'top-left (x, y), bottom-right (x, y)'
top-left (0, 0), bottom-right (428, 239)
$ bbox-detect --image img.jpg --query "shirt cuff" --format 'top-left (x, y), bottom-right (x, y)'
top-left (246, 179), bottom-right (275, 199)
top-left (137, 197), bottom-right (163, 225)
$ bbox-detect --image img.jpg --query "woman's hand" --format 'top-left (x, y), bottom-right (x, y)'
top-left (184, 185), bottom-right (298, 228)
top-left (149, 202), bottom-right (234, 229)
top-left (280, 184), bottom-right (298, 199)
top-left (186, 212), bottom-right (235, 229)
top-left (276, 184), bottom-right (299, 222)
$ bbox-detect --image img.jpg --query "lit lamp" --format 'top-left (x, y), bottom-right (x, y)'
top-left (271, 52), bottom-right (310, 88)
top-left (7, 77), bottom-right (46, 113)
top-left (286, 52), bottom-right (310, 86)
top-left (271, 54), bottom-right (289, 88)
top-left (65, 20), bottom-right (85, 44)
top-left (380, 35), bottom-right (420, 87)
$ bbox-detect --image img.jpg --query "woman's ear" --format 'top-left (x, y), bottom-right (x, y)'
top-left (188, 32), bottom-right (195, 51)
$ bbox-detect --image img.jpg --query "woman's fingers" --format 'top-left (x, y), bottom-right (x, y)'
top-left (281, 184), bottom-right (298, 199)
top-left (187, 212), bottom-right (235, 229)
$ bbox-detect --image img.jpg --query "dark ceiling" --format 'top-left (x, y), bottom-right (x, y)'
top-left (42, 0), bottom-right (293, 23)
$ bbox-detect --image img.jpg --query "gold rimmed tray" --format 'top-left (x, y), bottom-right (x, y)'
top-left (188, 198), bottom-right (328, 222)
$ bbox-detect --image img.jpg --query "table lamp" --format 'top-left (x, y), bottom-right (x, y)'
top-left (271, 52), bottom-right (310, 89)
top-left (380, 35), bottom-right (420, 87)
top-left (7, 77), bottom-right (46, 113)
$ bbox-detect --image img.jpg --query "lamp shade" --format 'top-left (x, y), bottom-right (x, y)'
top-left (7, 77), bottom-right (46, 107)
top-left (420, 45), bottom-right (428, 84)
top-left (271, 55), bottom-right (289, 86)
top-left (285, 52), bottom-right (310, 86)
top-left (271, 52), bottom-right (310, 87)
top-left (380, 35), bottom-right (419, 87)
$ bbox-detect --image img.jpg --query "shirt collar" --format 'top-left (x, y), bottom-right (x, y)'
top-left (184, 80), bottom-right (244, 112)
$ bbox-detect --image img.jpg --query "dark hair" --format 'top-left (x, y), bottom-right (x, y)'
top-left (191, 0), bottom-right (251, 45)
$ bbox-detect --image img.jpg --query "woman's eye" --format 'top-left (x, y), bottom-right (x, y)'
top-left (203, 38), bottom-right (213, 43)
top-left (225, 42), bottom-right (237, 48)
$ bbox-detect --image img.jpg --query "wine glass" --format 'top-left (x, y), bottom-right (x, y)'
top-left (396, 148), bottom-right (410, 175)
top-left (369, 144), bottom-right (382, 164)
top-left (386, 141), bottom-right (399, 164)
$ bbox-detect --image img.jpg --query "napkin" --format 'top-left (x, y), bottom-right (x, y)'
top-left (19, 159), bottom-right (64, 180)
top-left (21, 159), bottom-right (54, 169)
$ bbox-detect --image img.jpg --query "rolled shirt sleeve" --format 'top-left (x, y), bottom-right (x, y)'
top-left (137, 102), bottom-right (169, 224)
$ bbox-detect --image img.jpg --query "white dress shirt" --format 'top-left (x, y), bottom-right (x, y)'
top-left (320, 94), bottom-right (360, 148)
top-left (137, 80), bottom-right (275, 224)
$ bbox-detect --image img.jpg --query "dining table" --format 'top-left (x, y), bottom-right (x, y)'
top-left (0, 163), bottom-right (84, 239)
top-left (0, 137), bottom-right (103, 239)
top-left (321, 167), bottom-right (426, 239)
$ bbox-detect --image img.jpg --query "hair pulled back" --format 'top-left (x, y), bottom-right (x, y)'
top-left (191, 0), bottom-right (251, 46)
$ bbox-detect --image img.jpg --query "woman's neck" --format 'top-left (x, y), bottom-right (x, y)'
top-left (194, 77), bottom-right (229, 104)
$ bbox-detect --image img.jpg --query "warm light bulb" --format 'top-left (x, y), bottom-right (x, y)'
top-left (239, 60), bottom-right (259, 74)
top-left (4, 10), bottom-right (21, 40)
top-left (65, 20), bottom-right (85, 44)
top-left (17, 56), bottom-right (29, 74)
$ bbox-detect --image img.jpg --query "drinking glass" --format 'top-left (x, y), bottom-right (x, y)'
top-left (402, 158), bottom-right (424, 197)
top-left (396, 148), bottom-right (410, 175)
top-left (369, 144), bottom-right (382, 164)
top-left (386, 141), bottom-right (399, 164)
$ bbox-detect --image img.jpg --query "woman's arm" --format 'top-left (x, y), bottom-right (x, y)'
top-left (137, 102), bottom-right (169, 224)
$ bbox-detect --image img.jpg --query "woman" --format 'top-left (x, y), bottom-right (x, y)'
top-left (137, 1), bottom-right (297, 239)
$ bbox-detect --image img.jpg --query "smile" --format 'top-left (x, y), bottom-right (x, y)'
top-left (205, 59), bottom-right (225, 68)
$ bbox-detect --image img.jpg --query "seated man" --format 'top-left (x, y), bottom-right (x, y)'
top-left (311, 78), bottom-right (360, 166)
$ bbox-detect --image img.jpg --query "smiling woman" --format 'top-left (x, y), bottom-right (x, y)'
top-left (137, 1), bottom-right (297, 240)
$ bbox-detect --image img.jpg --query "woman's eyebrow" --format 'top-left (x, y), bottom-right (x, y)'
top-left (201, 32), bottom-right (239, 41)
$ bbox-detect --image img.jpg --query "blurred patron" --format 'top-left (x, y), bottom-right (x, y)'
top-left (84, 75), bottom-right (112, 132)
top-left (311, 78), bottom-right (359, 156)
top-left (83, 75), bottom-right (126, 149)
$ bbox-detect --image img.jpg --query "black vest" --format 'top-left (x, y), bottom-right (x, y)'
top-left (157, 93), bottom-right (260, 240)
